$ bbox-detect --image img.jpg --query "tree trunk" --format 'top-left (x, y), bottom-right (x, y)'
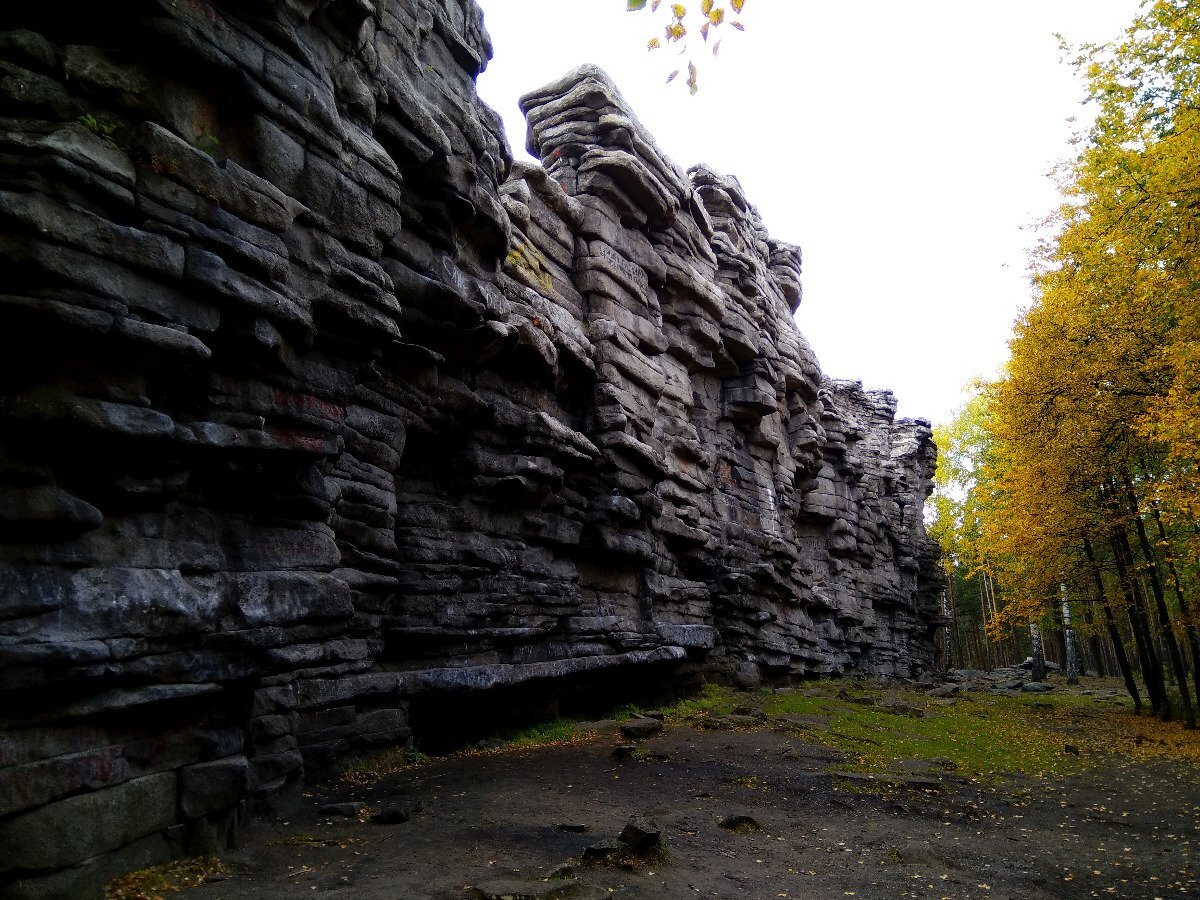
top-left (1060, 584), bottom-right (1081, 685)
top-left (978, 576), bottom-right (992, 670)
top-left (1053, 603), bottom-right (1068, 670)
top-left (948, 570), bottom-right (963, 670)
top-left (939, 589), bottom-right (952, 671)
top-left (1079, 596), bottom-right (1107, 677)
top-left (1084, 535), bottom-right (1141, 712)
top-left (1111, 523), bottom-right (1167, 716)
top-left (1150, 500), bottom-right (1200, 711)
top-left (1029, 622), bottom-right (1047, 682)
top-left (1123, 472), bottom-right (1195, 728)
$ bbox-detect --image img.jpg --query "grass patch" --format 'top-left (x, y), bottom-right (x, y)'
top-left (104, 856), bottom-right (227, 900)
top-left (342, 708), bottom-right (630, 785)
top-left (477, 717), bottom-right (597, 750)
top-left (344, 685), bottom-right (747, 785)
top-left (342, 746), bottom-right (429, 784)
top-left (661, 683), bottom-right (740, 721)
top-left (763, 683), bottom-right (1101, 779)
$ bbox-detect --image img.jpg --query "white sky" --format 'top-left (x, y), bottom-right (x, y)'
top-left (473, 1), bottom-right (1143, 426)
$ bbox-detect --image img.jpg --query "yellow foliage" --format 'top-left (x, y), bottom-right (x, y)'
top-left (627, 0), bottom-right (748, 92)
top-left (942, 1), bottom-right (1200, 635)
top-left (105, 857), bottom-right (228, 900)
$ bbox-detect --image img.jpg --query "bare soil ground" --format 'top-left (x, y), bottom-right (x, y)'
top-left (177, 681), bottom-right (1199, 900)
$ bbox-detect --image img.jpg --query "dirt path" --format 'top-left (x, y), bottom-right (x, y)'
top-left (181, 689), bottom-right (1199, 900)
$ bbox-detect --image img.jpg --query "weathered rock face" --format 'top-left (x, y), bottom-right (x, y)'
top-left (0, 2), bottom-right (940, 895)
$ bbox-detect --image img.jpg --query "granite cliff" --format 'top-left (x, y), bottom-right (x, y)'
top-left (0, 1), bottom-right (941, 895)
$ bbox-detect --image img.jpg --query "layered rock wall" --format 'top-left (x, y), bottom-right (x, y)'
top-left (0, 2), bottom-right (940, 895)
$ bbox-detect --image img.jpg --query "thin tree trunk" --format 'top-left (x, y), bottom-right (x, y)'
top-left (978, 576), bottom-right (992, 670)
top-left (1029, 622), bottom-right (1047, 682)
top-left (1084, 535), bottom-right (1141, 712)
top-left (1150, 500), bottom-right (1200, 711)
top-left (1111, 523), bottom-right (1167, 716)
top-left (939, 589), bottom-right (952, 671)
top-left (1079, 596), bottom-right (1107, 677)
top-left (1053, 603), bottom-right (1068, 670)
top-left (1124, 473), bottom-right (1195, 728)
top-left (1060, 584), bottom-right (1081, 685)
top-left (948, 570), bottom-right (963, 670)
top-left (987, 572), bottom-right (1009, 667)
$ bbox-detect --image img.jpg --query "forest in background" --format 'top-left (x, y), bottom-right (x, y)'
top-left (930, 0), bottom-right (1200, 725)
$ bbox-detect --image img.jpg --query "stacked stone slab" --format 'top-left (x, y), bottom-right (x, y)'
top-left (0, 3), bottom-right (940, 896)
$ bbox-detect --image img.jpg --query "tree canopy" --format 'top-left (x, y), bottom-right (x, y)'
top-left (929, 0), bottom-right (1200, 724)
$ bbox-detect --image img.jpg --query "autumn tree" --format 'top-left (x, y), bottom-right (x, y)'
top-left (949, 0), bottom-right (1200, 725)
top-left (929, 388), bottom-right (1026, 670)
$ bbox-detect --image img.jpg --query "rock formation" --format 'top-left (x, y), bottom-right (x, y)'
top-left (0, 1), bottom-right (941, 895)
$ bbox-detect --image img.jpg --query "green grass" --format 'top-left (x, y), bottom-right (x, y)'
top-left (763, 684), bottom-right (1099, 779)
top-left (342, 746), bottom-right (429, 784)
top-left (480, 717), bottom-right (593, 749)
top-left (761, 691), bottom-right (830, 718)
top-left (342, 705), bottom-right (641, 784)
top-left (343, 679), bottom-right (1132, 789)
top-left (610, 701), bottom-right (647, 720)
top-left (661, 683), bottom-right (740, 720)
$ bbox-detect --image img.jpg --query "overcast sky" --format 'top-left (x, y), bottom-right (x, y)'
top-left (473, 1), bottom-right (1144, 425)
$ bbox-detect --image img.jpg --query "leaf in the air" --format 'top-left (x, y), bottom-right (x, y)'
top-left (731, 0), bottom-right (745, 11)
top-left (667, 69), bottom-right (680, 82)
top-left (647, 36), bottom-right (662, 49)
top-left (627, 0), bottom-right (648, 10)
top-left (731, 20), bottom-right (744, 30)
top-left (687, 60), bottom-right (698, 95)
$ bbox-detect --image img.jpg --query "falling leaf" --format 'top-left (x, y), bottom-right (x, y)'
top-left (647, 36), bottom-right (661, 49)
top-left (712, 39), bottom-right (722, 55)
top-left (627, 0), bottom-right (648, 10)
top-left (731, 20), bottom-right (744, 30)
top-left (731, 0), bottom-right (746, 11)
top-left (687, 59), bottom-right (698, 95)
top-left (666, 69), bottom-right (680, 83)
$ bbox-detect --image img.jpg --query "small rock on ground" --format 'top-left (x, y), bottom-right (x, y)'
top-left (619, 718), bottom-right (662, 740)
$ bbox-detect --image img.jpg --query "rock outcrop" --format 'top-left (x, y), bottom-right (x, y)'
top-left (0, 2), bottom-right (940, 895)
